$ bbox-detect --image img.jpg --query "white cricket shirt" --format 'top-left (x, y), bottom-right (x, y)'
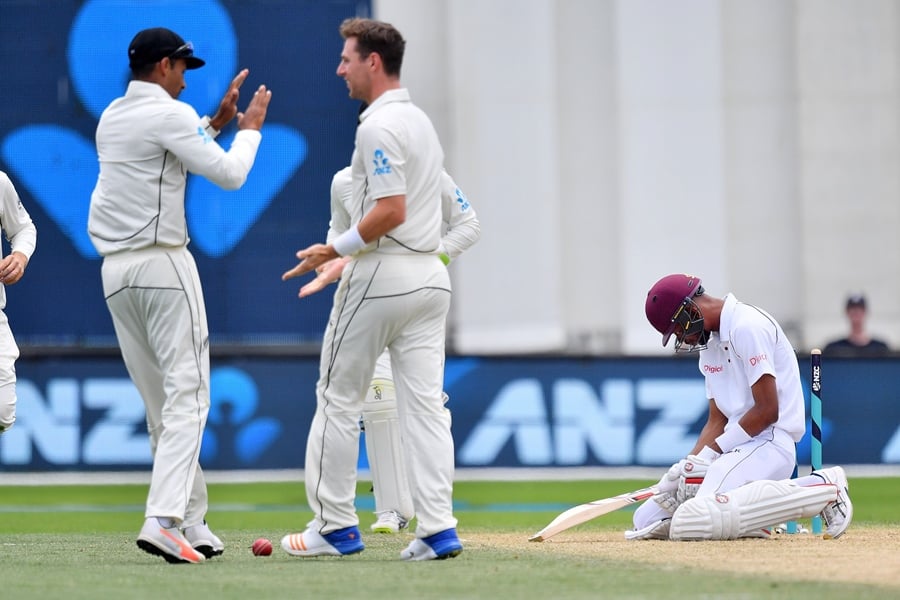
top-left (699, 293), bottom-right (806, 442)
top-left (328, 166), bottom-right (480, 262)
top-left (350, 88), bottom-right (443, 255)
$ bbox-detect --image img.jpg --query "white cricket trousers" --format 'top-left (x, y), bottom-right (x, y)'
top-left (634, 427), bottom-right (797, 529)
top-left (305, 252), bottom-right (456, 538)
top-left (101, 246), bottom-right (210, 526)
top-left (0, 309), bottom-right (19, 432)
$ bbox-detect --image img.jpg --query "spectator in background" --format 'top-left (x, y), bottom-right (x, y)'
top-left (824, 294), bottom-right (890, 356)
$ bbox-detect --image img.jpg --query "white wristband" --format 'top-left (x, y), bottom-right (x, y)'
top-left (332, 226), bottom-right (366, 257)
top-left (200, 116), bottom-right (220, 138)
top-left (695, 445), bottom-right (721, 462)
top-left (715, 425), bottom-right (752, 453)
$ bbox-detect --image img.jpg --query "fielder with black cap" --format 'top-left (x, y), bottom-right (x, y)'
top-left (625, 274), bottom-right (854, 541)
top-left (88, 26), bottom-right (271, 564)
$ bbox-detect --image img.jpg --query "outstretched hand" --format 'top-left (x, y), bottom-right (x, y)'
top-left (298, 257), bottom-right (351, 298)
top-left (209, 69), bottom-right (249, 131)
top-left (282, 243), bottom-right (340, 297)
top-left (237, 84), bottom-right (271, 131)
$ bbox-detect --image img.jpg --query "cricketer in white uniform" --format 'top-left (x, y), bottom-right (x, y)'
top-left (627, 274), bottom-right (853, 541)
top-left (281, 18), bottom-right (462, 561)
top-left (298, 166), bottom-right (480, 535)
top-left (88, 27), bottom-right (271, 564)
top-left (0, 171), bottom-right (37, 435)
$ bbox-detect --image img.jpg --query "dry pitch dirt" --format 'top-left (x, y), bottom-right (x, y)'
top-left (470, 528), bottom-right (900, 588)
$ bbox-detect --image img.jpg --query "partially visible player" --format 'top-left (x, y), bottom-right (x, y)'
top-left (626, 274), bottom-right (853, 541)
top-left (0, 171), bottom-right (37, 435)
top-left (299, 165), bottom-right (480, 534)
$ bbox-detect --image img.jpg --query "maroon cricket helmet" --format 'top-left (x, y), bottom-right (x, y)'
top-left (645, 274), bottom-right (703, 347)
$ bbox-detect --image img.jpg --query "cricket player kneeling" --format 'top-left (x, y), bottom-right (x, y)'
top-left (670, 479), bottom-right (837, 540)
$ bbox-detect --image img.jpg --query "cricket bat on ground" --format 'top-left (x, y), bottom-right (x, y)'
top-left (528, 485), bottom-right (659, 542)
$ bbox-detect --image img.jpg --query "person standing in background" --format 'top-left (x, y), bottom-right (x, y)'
top-left (823, 294), bottom-right (890, 356)
top-left (280, 17), bottom-right (462, 561)
top-left (88, 27), bottom-right (271, 564)
top-left (0, 171), bottom-right (37, 436)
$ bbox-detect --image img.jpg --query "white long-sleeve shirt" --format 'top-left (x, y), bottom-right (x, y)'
top-left (0, 171), bottom-right (37, 310)
top-left (328, 166), bottom-right (480, 262)
top-left (88, 81), bottom-right (261, 256)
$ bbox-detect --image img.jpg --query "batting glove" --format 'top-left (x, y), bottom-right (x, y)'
top-left (674, 458), bottom-right (709, 504)
top-left (652, 459), bottom-right (687, 514)
top-left (656, 459), bottom-right (687, 493)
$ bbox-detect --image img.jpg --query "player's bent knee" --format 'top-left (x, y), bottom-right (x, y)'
top-left (671, 495), bottom-right (736, 540)
top-left (671, 480), bottom-right (839, 540)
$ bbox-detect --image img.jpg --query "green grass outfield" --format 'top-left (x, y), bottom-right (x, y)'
top-left (2, 477), bottom-right (898, 599)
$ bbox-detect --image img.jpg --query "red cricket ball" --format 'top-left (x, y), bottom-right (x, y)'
top-left (252, 537), bottom-right (273, 556)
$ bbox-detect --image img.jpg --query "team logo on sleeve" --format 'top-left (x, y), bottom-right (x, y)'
top-left (196, 126), bottom-right (213, 144)
top-left (372, 149), bottom-right (392, 175)
top-left (749, 354), bottom-right (768, 366)
top-left (455, 187), bottom-right (470, 212)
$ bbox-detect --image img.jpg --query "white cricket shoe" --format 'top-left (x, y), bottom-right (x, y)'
top-left (183, 520), bottom-right (225, 558)
top-left (624, 518), bottom-right (671, 540)
top-left (281, 525), bottom-right (365, 557)
top-left (370, 510), bottom-right (409, 534)
top-left (400, 528), bottom-right (462, 561)
top-left (137, 517), bottom-right (206, 564)
top-left (815, 466), bottom-right (853, 539)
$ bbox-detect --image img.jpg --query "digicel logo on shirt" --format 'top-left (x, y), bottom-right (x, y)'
top-left (749, 354), bottom-right (768, 366)
top-left (703, 364), bottom-right (723, 373)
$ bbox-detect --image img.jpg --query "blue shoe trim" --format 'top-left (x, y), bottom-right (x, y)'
top-left (322, 526), bottom-right (365, 555)
top-left (422, 528), bottom-right (463, 559)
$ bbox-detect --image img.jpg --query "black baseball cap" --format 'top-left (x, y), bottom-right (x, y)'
top-left (128, 27), bottom-right (205, 70)
top-left (846, 294), bottom-right (867, 310)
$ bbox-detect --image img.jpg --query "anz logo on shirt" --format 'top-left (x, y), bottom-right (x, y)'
top-left (372, 149), bottom-right (392, 175)
top-left (0, 0), bottom-right (307, 259)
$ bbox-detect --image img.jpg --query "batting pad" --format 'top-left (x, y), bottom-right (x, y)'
top-left (363, 379), bottom-right (414, 520)
top-left (671, 480), bottom-right (838, 540)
